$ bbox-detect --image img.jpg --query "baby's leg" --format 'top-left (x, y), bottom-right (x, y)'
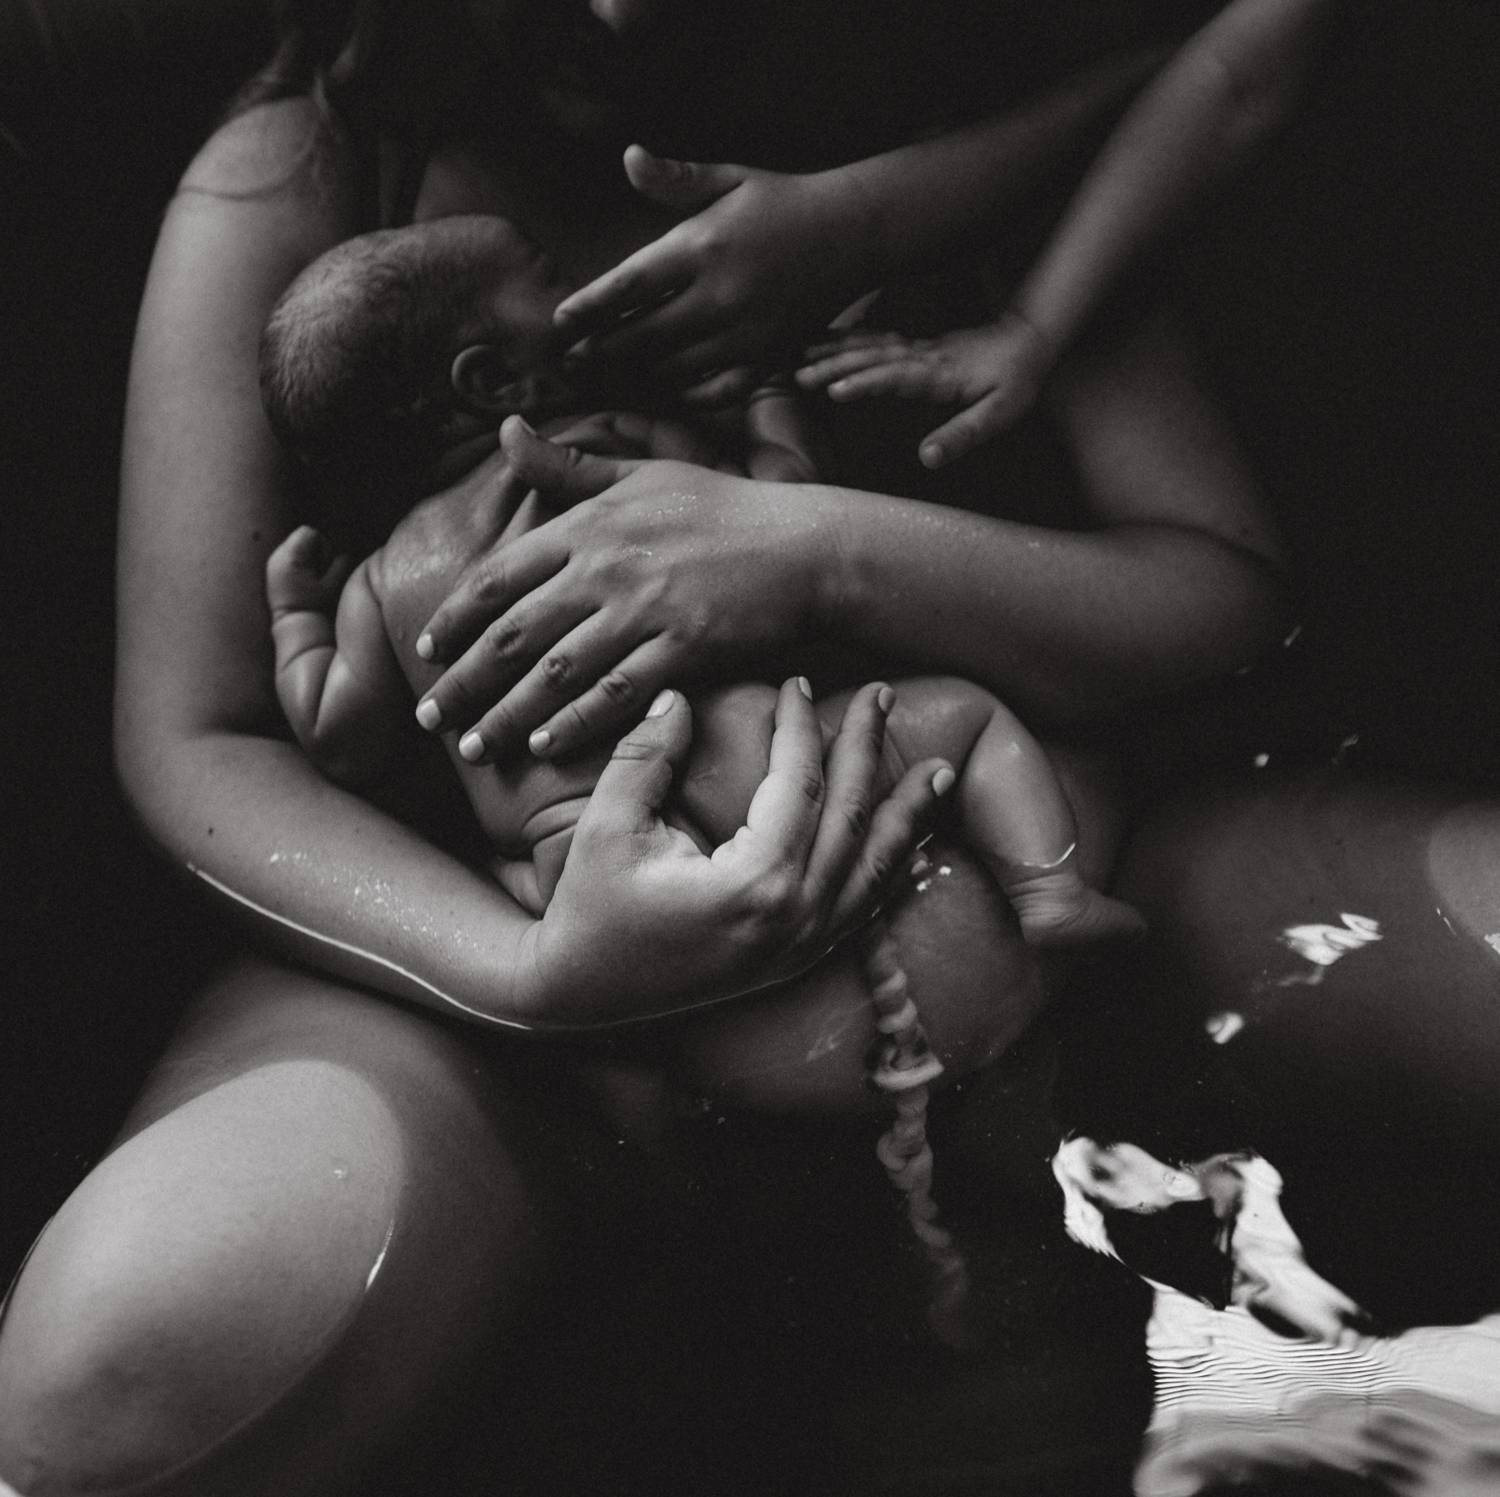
top-left (882, 677), bottom-right (1144, 948)
top-left (0, 958), bottom-right (551, 1497)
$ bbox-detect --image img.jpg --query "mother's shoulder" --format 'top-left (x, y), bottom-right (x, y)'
top-left (179, 96), bottom-right (357, 206)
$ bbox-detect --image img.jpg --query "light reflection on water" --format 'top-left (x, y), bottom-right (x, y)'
top-left (1137, 1297), bottom-right (1500, 1496)
top-left (1051, 1134), bottom-right (1500, 1495)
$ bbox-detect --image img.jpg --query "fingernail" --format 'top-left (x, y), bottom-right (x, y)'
top-left (919, 443), bottom-right (943, 469)
top-left (458, 731), bottom-right (486, 762)
top-left (415, 634), bottom-right (435, 661)
top-left (931, 766), bottom-right (956, 796)
top-left (796, 675), bottom-right (813, 700)
top-left (415, 698), bottom-right (442, 730)
top-left (647, 689), bottom-right (674, 718)
top-left (876, 685), bottom-right (895, 714)
top-left (528, 728), bottom-right (552, 755)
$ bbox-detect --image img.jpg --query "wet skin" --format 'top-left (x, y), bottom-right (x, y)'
top-left (369, 469), bottom-right (1049, 1113)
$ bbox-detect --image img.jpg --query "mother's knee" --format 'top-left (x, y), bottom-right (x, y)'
top-left (0, 1058), bottom-right (408, 1492)
top-left (0, 1040), bottom-right (539, 1495)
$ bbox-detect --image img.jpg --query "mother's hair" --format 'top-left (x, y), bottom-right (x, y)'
top-left (227, 0), bottom-right (516, 136)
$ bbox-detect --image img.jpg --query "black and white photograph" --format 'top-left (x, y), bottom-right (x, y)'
top-left (2, 2), bottom-right (1499, 1493)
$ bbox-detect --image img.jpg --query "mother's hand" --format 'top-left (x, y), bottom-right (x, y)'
top-left (415, 417), bottom-right (838, 763)
top-left (550, 147), bottom-right (879, 403)
top-left (516, 679), bottom-right (952, 1029)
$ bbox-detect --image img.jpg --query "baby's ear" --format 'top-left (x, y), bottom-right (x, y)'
top-left (450, 344), bottom-right (520, 415)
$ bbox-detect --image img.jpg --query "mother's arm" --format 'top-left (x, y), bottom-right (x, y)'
top-left (416, 301), bottom-right (1290, 758)
top-left (115, 99), bottom-right (941, 1032)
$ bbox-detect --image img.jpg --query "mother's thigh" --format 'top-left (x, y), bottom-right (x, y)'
top-left (0, 957), bottom-right (553, 1497)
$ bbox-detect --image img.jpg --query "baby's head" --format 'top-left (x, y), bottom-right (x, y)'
top-left (261, 214), bottom-right (574, 496)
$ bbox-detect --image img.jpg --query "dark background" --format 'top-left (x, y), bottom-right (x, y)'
top-left (2, 0), bottom-right (1498, 1311)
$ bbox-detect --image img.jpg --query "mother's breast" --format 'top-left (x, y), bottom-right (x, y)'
top-left (666, 840), bottom-right (1045, 1114)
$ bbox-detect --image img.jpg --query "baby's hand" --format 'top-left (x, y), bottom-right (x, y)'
top-left (797, 312), bottom-right (1053, 469)
top-left (267, 527), bottom-right (349, 651)
top-left (266, 526), bottom-right (350, 741)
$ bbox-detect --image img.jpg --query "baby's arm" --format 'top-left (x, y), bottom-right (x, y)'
top-left (266, 525), bottom-right (413, 789)
top-left (874, 676), bottom-right (1143, 949)
top-left (800, 0), bottom-right (1340, 466)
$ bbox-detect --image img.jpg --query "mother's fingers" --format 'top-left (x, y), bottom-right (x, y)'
top-left (417, 577), bottom-right (592, 744)
top-left (826, 755), bottom-right (954, 935)
top-left (552, 234), bottom-right (691, 339)
top-left (499, 415), bottom-right (640, 505)
top-left (727, 677), bottom-right (825, 874)
top-left (800, 682), bottom-right (891, 897)
top-left (651, 329), bottom-right (761, 392)
top-left (416, 523), bottom-right (569, 670)
top-left (462, 616), bottom-right (677, 764)
top-left (569, 284), bottom-right (713, 370)
top-left (522, 631), bottom-right (680, 760)
top-left (576, 687), bottom-right (694, 840)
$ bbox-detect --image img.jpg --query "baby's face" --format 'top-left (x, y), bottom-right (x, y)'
top-left (448, 219), bottom-right (591, 424)
top-left (469, 221), bottom-right (575, 372)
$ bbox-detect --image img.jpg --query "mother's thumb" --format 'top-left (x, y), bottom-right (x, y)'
top-left (623, 145), bottom-right (746, 212)
top-left (586, 690), bottom-right (694, 836)
top-left (500, 415), bottom-right (633, 505)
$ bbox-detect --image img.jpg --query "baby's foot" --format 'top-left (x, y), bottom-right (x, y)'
top-left (1004, 868), bottom-right (1146, 950)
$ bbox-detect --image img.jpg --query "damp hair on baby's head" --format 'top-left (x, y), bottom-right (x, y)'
top-left (260, 216), bottom-right (521, 497)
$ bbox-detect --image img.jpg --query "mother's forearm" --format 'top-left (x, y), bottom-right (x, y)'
top-left (812, 490), bottom-right (1288, 723)
top-left (849, 46), bottom-right (1170, 286)
top-left (115, 724), bottom-right (549, 1028)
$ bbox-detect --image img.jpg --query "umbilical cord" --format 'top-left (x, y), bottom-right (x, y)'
top-left (862, 915), bottom-right (971, 1347)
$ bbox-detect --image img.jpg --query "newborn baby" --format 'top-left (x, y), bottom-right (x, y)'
top-left (260, 214), bottom-right (1141, 1115)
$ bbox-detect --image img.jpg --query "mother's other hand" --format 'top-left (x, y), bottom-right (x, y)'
top-left (518, 679), bottom-right (952, 1028)
top-left (415, 417), bottom-right (837, 762)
